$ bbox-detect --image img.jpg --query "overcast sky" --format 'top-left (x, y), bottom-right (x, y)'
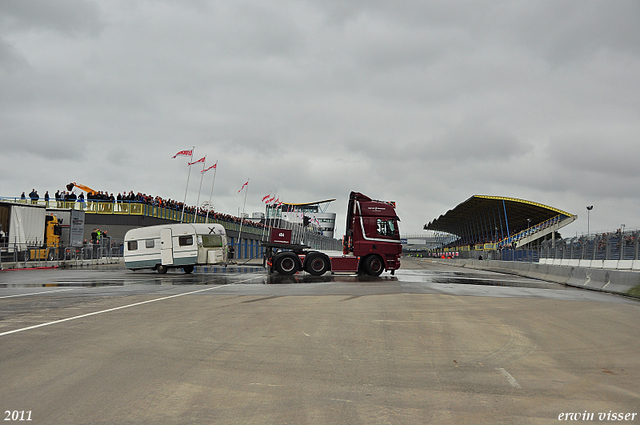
top-left (1, 0), bottom-right (639, 237)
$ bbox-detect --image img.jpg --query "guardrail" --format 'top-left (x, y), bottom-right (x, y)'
top-left (426, 257), bottom-right (640, 298)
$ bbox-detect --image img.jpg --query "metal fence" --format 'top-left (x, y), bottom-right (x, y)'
top-left (538, 231), bottom-right (640, 261)
top-left (0, 238), bottom-right (121, 268)
top-left (429, 229), bottom-right (640, 264)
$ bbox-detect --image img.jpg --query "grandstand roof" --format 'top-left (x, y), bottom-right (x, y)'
top-left (281, 199), bottom-right (336, 207)
top-left (424, 195), bottom-right (575, 239)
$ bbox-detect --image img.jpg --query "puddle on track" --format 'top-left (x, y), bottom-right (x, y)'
top-left (1, 266), bottom-right (565, 290)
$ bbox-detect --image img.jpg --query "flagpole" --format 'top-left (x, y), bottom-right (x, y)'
top-left (237, 179), bottom-right (249, 259)
top-left (205, 161), bottom-right (218, 223)
top-left (270, 193), bottom-right (278, 240)
top-left (181, 146), bottom-right (194, 223)
top-left (261, 194), bottom-right (269, 242)
top-left (194, 156), bottom-right (207, 223)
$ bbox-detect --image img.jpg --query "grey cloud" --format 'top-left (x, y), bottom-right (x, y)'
top-left (499, 1), bottom-right (640, 64)
top-left (548, 133), bottom-right (640, 178)
top-left (432, 125), bottom-right (532, 161)
top-left (0, 0), bottom-right (103, 37)
top-left (0, 0), bottom-right (639, 235)
top-left (0, 39), bottom-right (27, 73)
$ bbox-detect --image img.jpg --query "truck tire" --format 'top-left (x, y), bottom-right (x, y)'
top-left (274, 252), bottom-right (300, 276)
top-left (183, 265), bottom-right (194, 274)
top-left (304, 253), bottom-right (330, 276)
top-left (363, 255), bottom-right (384, 277)
top-left (157, 264), bottom-right (169, 274)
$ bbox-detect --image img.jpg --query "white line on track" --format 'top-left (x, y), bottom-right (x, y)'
top-left (496, 367), bottom-right (522, 388)
top-left (0, 288), bottom-right (76, 299)
top-left (0, 276), bottom-right (260, 337)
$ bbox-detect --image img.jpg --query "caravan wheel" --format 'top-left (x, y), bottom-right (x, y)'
top-left (183, 265), bottom-right (194, 274)
top-left (157, 265), bottom-right (169, 274)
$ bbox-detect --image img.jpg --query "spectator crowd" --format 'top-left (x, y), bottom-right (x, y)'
top-left (20, 187), bottom-right (267, 230)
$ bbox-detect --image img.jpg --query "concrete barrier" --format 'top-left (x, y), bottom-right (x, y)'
top-left (618, 260), bottom-right (633, 270)
top-left (582, 268), bottom-right (609, 290)
top-left (591, 260), bottom-right (604, 269)
top-left (544, 265), bottom-right (573, 284)
top-left (578, 259), bottom-right (592, 268)
top-left (427, 258), bottom-right (640, 298)
top-left (566, 266), bottom-right (589, 287)
top-left (525, 263), bottom-right (548, 280)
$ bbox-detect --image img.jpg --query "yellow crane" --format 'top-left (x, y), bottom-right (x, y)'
top-left (66, 182), bottom-right (97, 195)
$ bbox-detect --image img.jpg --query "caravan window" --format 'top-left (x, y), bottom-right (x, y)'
top-left (127, 241), bottom-right (138, 251)
top-left (178, 235), bottom-right (193, 246)
top-left (201, 234), bottom-right (223, 247)
top-left (145, 239), bottom-right (155, 249)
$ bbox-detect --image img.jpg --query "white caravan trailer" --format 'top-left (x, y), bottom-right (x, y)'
top-left (124, 223), bottom-right (228, 273)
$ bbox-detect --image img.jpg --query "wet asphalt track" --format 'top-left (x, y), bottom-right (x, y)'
top-left (0, 258), bottom-right (638, 424)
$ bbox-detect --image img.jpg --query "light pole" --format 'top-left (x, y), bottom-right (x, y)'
top-left (586, 205), bottom-right (593, 235)
top-left (527, 219), bottom-right (531, 262)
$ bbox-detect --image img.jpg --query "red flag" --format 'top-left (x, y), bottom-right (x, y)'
top-left (262, 194), bottom-right (271, 202)
top-left (238, 180), bottom-right (249, 193)
top-left (188, 157), bottom-right (205, 166)
top-left (172, 149), bottom-right (193, 158)
top-left (201, 162), bottom-right (217, 173)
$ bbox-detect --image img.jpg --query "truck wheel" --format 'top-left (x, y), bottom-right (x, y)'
top-left (304, 253), bottom-right (329, 276)
top-left (157, 264), bottom-right (169, 274)
top-left (363, 255), bottom-right (384, 276)
top-left (274, 252), bottom-right (300, 276)
top-left (183, 265), bottom-right (194, 274)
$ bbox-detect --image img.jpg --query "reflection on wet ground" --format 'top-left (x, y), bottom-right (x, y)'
top-left (0, 272), bottom-right (404, 288)
top-left (0, 265), bottom-right (562, 290)
top-left (265, 273), bottom-right (399, 285)
top-left (396, 269), bottom-right (563, 289)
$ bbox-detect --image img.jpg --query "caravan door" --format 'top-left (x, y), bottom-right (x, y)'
top-left (160, 228), bottom-right (174, 265)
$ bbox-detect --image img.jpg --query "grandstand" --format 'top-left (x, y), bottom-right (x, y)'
top-left (424, 195), bottom-right (577, 254)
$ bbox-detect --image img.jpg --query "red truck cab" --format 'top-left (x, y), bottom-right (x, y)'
top-left (343, 192), bottom-right (402, 275)
top-left (263, 191), bottom-right (401, 277)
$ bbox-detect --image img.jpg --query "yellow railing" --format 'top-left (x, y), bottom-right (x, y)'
top-left (1, 198), bottom-right (265, 236)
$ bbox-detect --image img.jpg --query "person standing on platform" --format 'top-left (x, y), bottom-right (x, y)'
top-left (29, 189), bottom-right (38, 204)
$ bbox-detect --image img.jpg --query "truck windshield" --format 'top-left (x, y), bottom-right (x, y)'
top-left (376, 218), bottom-right (399, 238)
top-left (200, 234), bottom-right (223, 248)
